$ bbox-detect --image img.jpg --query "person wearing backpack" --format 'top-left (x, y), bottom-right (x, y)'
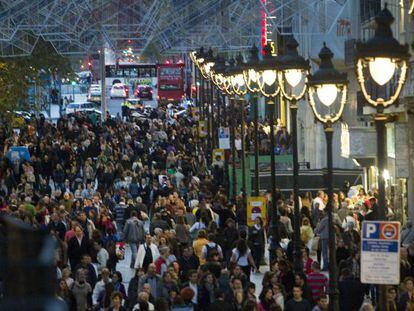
top-left (201, 233), bottom-right (223, 263)
top-left (123, 210), bottom-right (145, 268)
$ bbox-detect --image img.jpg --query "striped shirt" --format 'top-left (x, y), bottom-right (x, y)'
top-left (307, 272), bottom-right (327, 301)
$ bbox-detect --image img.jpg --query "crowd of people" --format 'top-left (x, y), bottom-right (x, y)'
top-left (0, 107), bottom-right (413, 311)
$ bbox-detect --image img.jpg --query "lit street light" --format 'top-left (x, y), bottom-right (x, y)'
top-left (307, 43), bottom-right (348, 311)
top-left (228, 54), bottom-right (248, 201)
top-left (255, 43), bottom-right (282, 252)
top-left (278, 36), bottom-right (310, 273)
top-left (242, 44), bottom-right (262, 196)
top-left (355, 4), bottom-right (410, 310)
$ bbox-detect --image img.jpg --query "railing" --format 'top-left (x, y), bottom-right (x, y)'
top-left (360, 0), bottom-right (381, 24)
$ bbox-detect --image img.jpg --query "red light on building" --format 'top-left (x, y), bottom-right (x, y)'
top-left (165, 60), bottom-right (170, 64)
top-left (261, 0), bottom-right (267, 56)
top-left (178, 59), bottom-right (183, 64)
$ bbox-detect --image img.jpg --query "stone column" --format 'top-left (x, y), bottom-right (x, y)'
top-left (407, 107), bottom-right (414, 221)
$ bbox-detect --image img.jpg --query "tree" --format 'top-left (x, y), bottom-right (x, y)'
top-left (0, 37), bottom-right (74, 121)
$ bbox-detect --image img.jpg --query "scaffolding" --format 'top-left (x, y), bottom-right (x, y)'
top-left (0, 0), bottom-right (351, 57)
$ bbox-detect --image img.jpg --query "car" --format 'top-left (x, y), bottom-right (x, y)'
top-left (110, 83), bottom-right (128, 99)
top-left (126, 98), bottom-right (144, 110)
top-left (88, 84), bottom-right (101, 101)
top-left (63, 102), bottom-right (96, 115)
top-left (135, 85), bottom-right (153, 100)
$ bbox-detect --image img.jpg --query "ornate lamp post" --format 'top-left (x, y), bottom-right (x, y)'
top-left (355, 4), bottom-right (409, 216)
top-left (228, 54), bottom-right (248, 201)
top-left (211, 55), bottom-right (230, 190)
top-left (221, 58), bottom-right (238, 199)
top-left (192, 47), bottom-right (206, 119)
top-left (200, 48), bottom-right (216, 156)
top-left (242, 44), bottom-right (262, 196)
top-left (307, 43), bottom-right (348, 311)
top-left (255, 43), bottom-right (282, 250)
top-left (278, 36), bottom-right (310, 272)
top-left (355, 5), bottom-right (410, 310)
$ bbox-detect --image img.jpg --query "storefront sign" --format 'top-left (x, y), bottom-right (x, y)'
top-left (361, 221), bottom-right (400, 285)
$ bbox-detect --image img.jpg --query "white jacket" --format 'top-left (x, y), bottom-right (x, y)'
top-left (134, 243), bottom-right (160, 269)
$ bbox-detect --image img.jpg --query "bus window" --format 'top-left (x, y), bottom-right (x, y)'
top-left (159, 84), bottom-right (181, 91)
top-left (130, 68), bottom-right (138, 77)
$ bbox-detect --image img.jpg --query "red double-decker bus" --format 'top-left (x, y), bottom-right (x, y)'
top-left (157, 62), bottom-right (185, 105)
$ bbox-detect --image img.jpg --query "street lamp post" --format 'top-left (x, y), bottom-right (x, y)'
top-left (222, 58), bottom-right (239, 198)
top-left (307, 43), bottom-right (348, 311)
top-left (243, 45), bottom-right (262, 196)
top-left (190, 47), bottom-right (206, 119)
top-left (229, 54), bottom-right (248, 201)
top-left (255, 43), bottom-right (282, 250)
top-left (211, 55), bottom-right (236, 198)
top-left (199, 48), bottom-right (216, 162)
top-left (278, 36), bottom-right (310, 273)
top-left (355, 5), bottom-right (410, 310)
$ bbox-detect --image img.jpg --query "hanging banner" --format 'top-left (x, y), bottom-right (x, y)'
top-left (192, 107), bottom-right (200, 121)
top-left (212, 148), bottom-right (225, 163)
top-left (198, 120), bottom-right (207, 137)
top-left (7, 146), bottom-right (31, 162)
top-left (218, 127), bottom-right (230, 149)
top-left (247, 196), bottom-right (267, 226)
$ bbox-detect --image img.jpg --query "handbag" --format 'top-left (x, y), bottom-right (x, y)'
top-left (311, 236), bottom-right (320, 252)
top-left (228, 252), bottom-right (242, 272)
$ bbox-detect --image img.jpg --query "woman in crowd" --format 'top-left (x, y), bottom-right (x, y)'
top-left (248, 217), bottom-right (265, 273)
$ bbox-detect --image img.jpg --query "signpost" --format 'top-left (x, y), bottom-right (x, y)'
top-left (361, 221), bottom-right (400, 285)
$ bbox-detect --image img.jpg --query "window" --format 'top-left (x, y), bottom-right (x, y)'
top-left (159, 84), bottom-right (180, 91)
top-left (360, 0), bottom-right (381, 23)
top-left (159, 67), bottom-right (181, 77)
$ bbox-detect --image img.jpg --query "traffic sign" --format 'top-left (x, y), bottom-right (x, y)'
top-left (360, 221), bottom-right (400, 285)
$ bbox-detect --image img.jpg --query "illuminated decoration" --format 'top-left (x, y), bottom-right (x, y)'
top-left (284, 70), bottom-right (302, 87)
top-left (260, 0), bottom-right (277, 56)
top-left (368, 57), bottom-right (395, 86)
top-left (223, 58), bottom-right (235, 96)
top-left (355, 4), bottom-right (410, 109)
top-left (307, 43), bottom-right (348, 125)
top-left (256, 44), bottom-right (280, 97)
top-left (210, 55), bottom-right (227, 92)
top-left (120, 46), bottom-right (141, 63)
top-left (191, 47), bottom-right (205, 70)
top-left (278, 36), bottom-right (309, 101)
top-left (242, 44), bottom-right (261, 93)
top-left (199, 48), bottom-right (215, 80)
top-left (229, 54), bottom-right (247, 96)
top-left (408, 0), bottom-right (414, 14)
top-left (316, 84), bottom-right (338, 107)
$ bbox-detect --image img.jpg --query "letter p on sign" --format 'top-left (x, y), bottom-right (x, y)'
top-left (366, 223), bottom-right (377, 238)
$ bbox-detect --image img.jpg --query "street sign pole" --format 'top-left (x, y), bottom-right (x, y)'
top-left (361, 220), bottom-right (401, 308)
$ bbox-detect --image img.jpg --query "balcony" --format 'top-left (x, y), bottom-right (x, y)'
top-left (360, 0), bottom-right (381, 24)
